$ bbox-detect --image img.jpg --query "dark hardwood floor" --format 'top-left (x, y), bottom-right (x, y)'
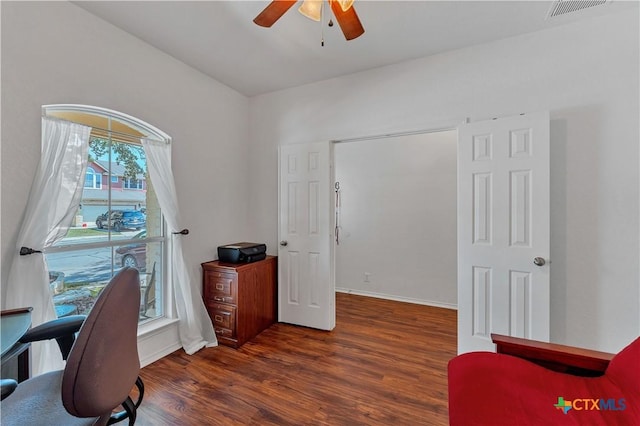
top-left (136, 293), bottom-right (457, 425)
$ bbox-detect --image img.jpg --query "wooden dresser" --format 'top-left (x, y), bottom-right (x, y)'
top-left (202, 256), bottom-right (277, 348)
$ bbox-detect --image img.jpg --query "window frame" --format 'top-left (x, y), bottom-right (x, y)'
top-left (42, 104), bottom-right (174, 325)
top-left (124, 177), bottom-right (143, 190)
top-left (84, 167), bottom-right (102, 189)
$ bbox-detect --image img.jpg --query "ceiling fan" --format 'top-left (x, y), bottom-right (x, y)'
top-left (253, 0), bottom-right (365, 41)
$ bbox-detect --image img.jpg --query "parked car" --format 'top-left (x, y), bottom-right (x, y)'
top-left (96, 210), bottom-right (146, 232)
top-left (95, 210), bottom-right (110, 229)
top-left (115, 230), bottom-right (146, 270)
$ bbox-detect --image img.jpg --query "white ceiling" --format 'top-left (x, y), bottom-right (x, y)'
top-left (74, 0), bottom-right (638, 97)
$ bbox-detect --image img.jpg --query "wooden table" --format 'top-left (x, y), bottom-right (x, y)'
top-left (1, 308), bottom-right (33, 382)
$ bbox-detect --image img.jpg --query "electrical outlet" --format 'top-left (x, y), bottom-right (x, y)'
top-left (364, 272), bottom-right (371, 283)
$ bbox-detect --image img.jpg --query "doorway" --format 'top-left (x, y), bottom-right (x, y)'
top-left (333, 130), bottom-right (458, 308)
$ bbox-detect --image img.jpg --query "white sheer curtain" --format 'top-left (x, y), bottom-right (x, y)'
top-left (141, 138), bottom-right (217, 354)
top-left (5, 117), bottom-right (91, 375)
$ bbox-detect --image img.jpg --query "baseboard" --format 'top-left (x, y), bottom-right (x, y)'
top-left (335, 287), bottom-right (457, 310)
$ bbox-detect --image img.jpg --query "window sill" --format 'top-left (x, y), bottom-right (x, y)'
top-left (137, 316), bottom-right (179, 338)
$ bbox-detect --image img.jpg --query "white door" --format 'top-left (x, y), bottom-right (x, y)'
top-left (278, 142), bottom-right (335, 330)
top-left (458, 112), bottom-right (550, 354)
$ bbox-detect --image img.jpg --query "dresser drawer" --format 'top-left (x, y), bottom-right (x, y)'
top-left (204, 271), bottom-right (237, 304)
top-left (208, 303), bottom-right (236, 338)
top-left (202, 257), bottom-right (277, 348)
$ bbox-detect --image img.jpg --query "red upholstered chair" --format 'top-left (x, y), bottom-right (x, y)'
top-left (448, 334), bottom-right (640, 426)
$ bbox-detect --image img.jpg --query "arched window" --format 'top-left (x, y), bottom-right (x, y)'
top-left (84, 167), bottom-right (102, 189)
top-left (42, 104), bottom-right (170, 324)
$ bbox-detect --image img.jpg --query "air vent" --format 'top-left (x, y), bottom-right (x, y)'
top-left (547, 0), bottom-right (609, 19)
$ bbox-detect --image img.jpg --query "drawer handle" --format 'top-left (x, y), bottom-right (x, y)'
top-left (213, 296), bottom-right (223, 301)
top-left (215, 328), bottom-right (229, 335)
top-left (214, 315), bottom-right (223, 323)
top-left (215, 283), bottom-right (224, 291)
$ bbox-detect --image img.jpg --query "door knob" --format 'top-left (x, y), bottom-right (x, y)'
top-left (533, 257), bottom-right (546, 266)
top-left (280, 241), bottom-right (288, 247)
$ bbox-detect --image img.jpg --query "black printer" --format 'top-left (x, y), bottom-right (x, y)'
top-left (217, 242), bottom-right (267, 264)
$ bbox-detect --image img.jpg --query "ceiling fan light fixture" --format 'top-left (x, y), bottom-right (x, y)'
top-left (337, 0), bottom-right (354, 12)
top-left (298, 0), bottom-right (322, 21)
top-left (254, 0), bottom-right (364, 41)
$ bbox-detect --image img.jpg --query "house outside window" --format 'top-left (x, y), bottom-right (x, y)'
top-left (84, 167), bottom-right (102, 189)
top-left (43, 105), bottom-right (169, 325)
top-left (124, 178), bottom-right (144, 190)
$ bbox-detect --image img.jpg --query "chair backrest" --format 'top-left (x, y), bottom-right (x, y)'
top-left (62, 267), bottom-right (141, 418)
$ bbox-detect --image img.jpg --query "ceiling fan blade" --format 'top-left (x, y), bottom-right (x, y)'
top-left (330, 0), bottom-right (365, 41)
top-left (253, 1), bottom-right (298, 27)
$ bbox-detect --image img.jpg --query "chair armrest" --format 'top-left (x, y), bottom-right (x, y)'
top-left (20, 315), bottom-right (86, 360)
top-left (0, 379), bottom-right (18, 401)
top-left (19, 315), bottom-right (86, 343)
top-left (491, 333), bottom-right (615, 376)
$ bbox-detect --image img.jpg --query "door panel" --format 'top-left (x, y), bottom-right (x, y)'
top-left (279, 142), bottom-right (334, 330)
top-left (458, 112), bottom-right (550, 354)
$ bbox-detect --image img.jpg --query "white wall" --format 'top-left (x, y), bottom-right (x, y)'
top-left (1, 2), bottom-right (250, 360)
top-left (0, 1), bottom-right (3, 297)
top-left (249, 10), bottom-right (640, 353)
top-left (1, 1), bottom-right (251, 287)
top-left (334, 131), bottom-right (457, 307)
top-left (2, 2), bottom-right (636, 355)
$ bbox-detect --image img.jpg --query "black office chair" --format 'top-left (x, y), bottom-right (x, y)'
top-left (0, 379), bottom-right (17, 400)
top-left (0, 267), bottom-right (144, 425)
